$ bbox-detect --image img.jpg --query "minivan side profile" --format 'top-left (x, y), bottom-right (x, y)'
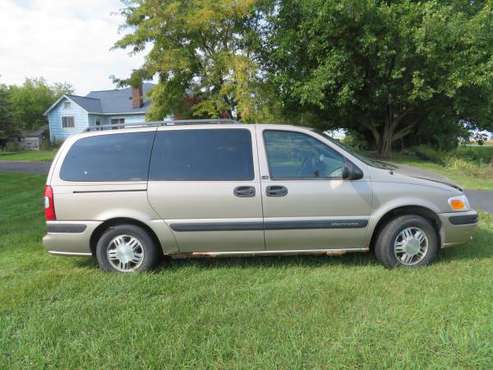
top-left (43, 120), bottom-right (478, 272)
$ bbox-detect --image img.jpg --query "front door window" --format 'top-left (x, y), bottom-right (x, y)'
top-left (263, 130), bottom-right (345, 179)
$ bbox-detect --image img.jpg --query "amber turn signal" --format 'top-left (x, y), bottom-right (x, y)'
top-left (448, 195), bottom-right (469, 211)
top-left (450, 199), bottom-right (465, 210)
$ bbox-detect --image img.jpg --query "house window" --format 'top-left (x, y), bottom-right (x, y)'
top-left (63, 101), bottom-right (71, 109)
top-left (62, 116), bottom-right (75, 128)
top-left (110, 118), bottom-right (125, 130)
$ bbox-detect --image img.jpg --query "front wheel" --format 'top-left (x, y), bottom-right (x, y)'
top-left (95, 224), bottom-right (160, 272)
top-left (375, 215), bottom-right (439, 268)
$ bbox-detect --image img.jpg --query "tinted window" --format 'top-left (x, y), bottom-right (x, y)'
top-left (150, 129), bottom-right (254, 181)
top-left (60, 132), bottom-right (154, 182)
top-left (264, 130), bottom-right (345, 179)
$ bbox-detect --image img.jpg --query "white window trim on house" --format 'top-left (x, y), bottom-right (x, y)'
top-left (62, 116), bottom-right (75, 129)
top-left (110, 117), bottom-right (125, 130)
top-left (63, 101), bottom-right (71, 109)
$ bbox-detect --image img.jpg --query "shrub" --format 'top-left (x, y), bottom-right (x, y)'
top-left (342, 133), bottom-right (368, 152)
top-left (4, 141), bottom-right (21, 152)
top-left (411, 145), bottom-right (446, 164)
top-left (456, 145), bottom-right (493, 165)
top-left (445, 157), bottom-right (493, 178)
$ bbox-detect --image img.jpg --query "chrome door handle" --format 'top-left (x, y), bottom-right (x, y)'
top-left (233, 186), bottom-right (256, 198)
top-left (266, 185), bottom-right (288, 197)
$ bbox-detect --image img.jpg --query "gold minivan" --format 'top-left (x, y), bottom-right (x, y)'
top-left (43, 120), bottom-right (478, 272)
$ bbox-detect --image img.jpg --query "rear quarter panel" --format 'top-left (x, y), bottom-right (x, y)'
top-left (46, 130), bottom-right (179, 254)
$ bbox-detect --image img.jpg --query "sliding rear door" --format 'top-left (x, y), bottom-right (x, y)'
top-left (147, 126), bottom-right (265, 252)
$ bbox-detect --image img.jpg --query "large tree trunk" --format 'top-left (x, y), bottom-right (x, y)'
top-left (377, 127), bottom-right (394, 158)
top-left (378, 99), bottom-right (395, 158)
top-left (375, 120), bottom-right (415, 158)
top-left (367, 121), bottom-right (394, 158)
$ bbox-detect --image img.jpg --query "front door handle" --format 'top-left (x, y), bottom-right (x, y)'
top-left (233, 186), bottom-right (256, 198)
top-left (266, 185), bottom-right (288, 197)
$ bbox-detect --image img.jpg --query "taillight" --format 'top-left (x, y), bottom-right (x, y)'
top-left (44, 185), bottom-right (56, 221)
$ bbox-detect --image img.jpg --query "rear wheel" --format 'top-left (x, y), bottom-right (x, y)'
top-left (375, 215), bottom-right (438, 268)
top-left (95, 224), bottom-right (160, 272)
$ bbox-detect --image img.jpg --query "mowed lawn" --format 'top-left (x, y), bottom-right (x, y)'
top-left (1, 173), bottom-right (492, 369)
top-left (0, 150), bottom-right (57, 161)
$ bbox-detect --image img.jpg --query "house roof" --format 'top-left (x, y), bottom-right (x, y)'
top-left (86, 83), bottom-right (154, 114)
top-left (67, 95), bottom-right (102, 113)
top-left (21, 125), bottom-right (48, 138)
top-left (44, 83), bottom-right (155, 115)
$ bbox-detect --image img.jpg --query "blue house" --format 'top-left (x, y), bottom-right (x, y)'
top-left (44, 83), bottom-right (154, 142)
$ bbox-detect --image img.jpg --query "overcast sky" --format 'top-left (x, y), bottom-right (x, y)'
top-left (0, 0), bottom-right (146, 95)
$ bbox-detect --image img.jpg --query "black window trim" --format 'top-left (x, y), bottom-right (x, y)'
top-left (262, 129), bottom-right (362, 181)
top-left (149, 127), bottom-right (256, 182)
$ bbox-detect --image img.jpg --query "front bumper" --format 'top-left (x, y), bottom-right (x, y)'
top-left (439, 210), bottom-right (478, 247)
top-left (42, 221), bottom-right (102, 256)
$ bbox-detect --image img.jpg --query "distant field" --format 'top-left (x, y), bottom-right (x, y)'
top-left (1, 172), bottom-right (492, 368)
top-left (0, 150), bottom-right (56, 161)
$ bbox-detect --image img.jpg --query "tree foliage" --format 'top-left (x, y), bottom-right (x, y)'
top-left (116, 0), bottom-right (493, 156)
top-left (264, 0), bottom-right (493, 156)
top-left (0, 83), bottom-right (14, 145)
top-left (115, 0), bottom-right (277, 122)
top-left (8, 78), bottom-right (73, 131)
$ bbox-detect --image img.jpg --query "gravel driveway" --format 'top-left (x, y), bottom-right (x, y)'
top-left (0, 160), bottom-right (52, 174)
top-left (0, 160), bottom-right (492, 212)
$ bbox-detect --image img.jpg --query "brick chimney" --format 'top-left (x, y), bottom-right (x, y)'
top-left (131, 84), bottom-right (144, 109)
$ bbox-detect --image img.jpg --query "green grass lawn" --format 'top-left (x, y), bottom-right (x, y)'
top-left (1, 172), bottom-right (492, 368)
top-left (0, 149), bottom-right (57, 161)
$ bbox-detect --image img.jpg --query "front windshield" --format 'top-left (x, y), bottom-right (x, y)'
top-left (312, 130), bottom-right (396, 170)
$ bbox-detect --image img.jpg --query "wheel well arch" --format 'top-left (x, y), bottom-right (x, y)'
top-left (89, 217), bottom-right (163, 256)
top-left (369, 205), bottom-right (442, 251)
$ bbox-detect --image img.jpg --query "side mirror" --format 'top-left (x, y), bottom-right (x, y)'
top-left (342, 161), bottom-right (363, 180)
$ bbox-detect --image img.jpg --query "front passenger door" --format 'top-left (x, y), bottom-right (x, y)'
top-left (258, 129), bottom-right (372, 251)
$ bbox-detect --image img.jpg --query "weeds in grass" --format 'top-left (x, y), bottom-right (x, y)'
top-left (446, 157), bottom-right (493, 179)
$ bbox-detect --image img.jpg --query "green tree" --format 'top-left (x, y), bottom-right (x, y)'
top-left (0, 83), bottom-right (14, 146)
top-left (8, 78), bottom-right (73, 131)
top-left (264, 0), bottom-right (493, 157)
top-left (114, 0), bottom-right (277, 122)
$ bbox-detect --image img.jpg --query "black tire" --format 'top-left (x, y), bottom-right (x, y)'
top-left (374, 215), bottom-right (438, 268)
top-left (95, 224), bottom-right (160, 272)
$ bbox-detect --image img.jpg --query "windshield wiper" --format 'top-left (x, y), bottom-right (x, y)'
top-left (369, 159), bottom-right (397, 170)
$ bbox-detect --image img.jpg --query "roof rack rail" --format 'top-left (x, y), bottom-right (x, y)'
top-left (85, 118), bottom-right (240, 132)
top-left (163, 118), bottom-right (239, 125)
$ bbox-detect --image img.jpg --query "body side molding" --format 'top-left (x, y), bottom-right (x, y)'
top-left (169, 219), bottom-right (368, 232)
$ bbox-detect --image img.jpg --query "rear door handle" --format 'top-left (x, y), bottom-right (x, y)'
top-left (233, 186), bottom-right (256, 198)
top-left (266, 185), bottom-right (288, 197)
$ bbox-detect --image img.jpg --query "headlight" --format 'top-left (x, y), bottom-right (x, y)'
top-left (448, 195), bottom-right (470, 211)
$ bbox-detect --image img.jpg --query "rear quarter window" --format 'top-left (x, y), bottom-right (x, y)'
top-left (60, 132), bottom-right (155, 182)
top-left (149, 129), bottom-right (254, 181)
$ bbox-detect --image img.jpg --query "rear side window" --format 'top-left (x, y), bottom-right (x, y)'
top-left (150, 129), bottom-right (254, 181)
top-left (60, 132), bottom-right (155, 182)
